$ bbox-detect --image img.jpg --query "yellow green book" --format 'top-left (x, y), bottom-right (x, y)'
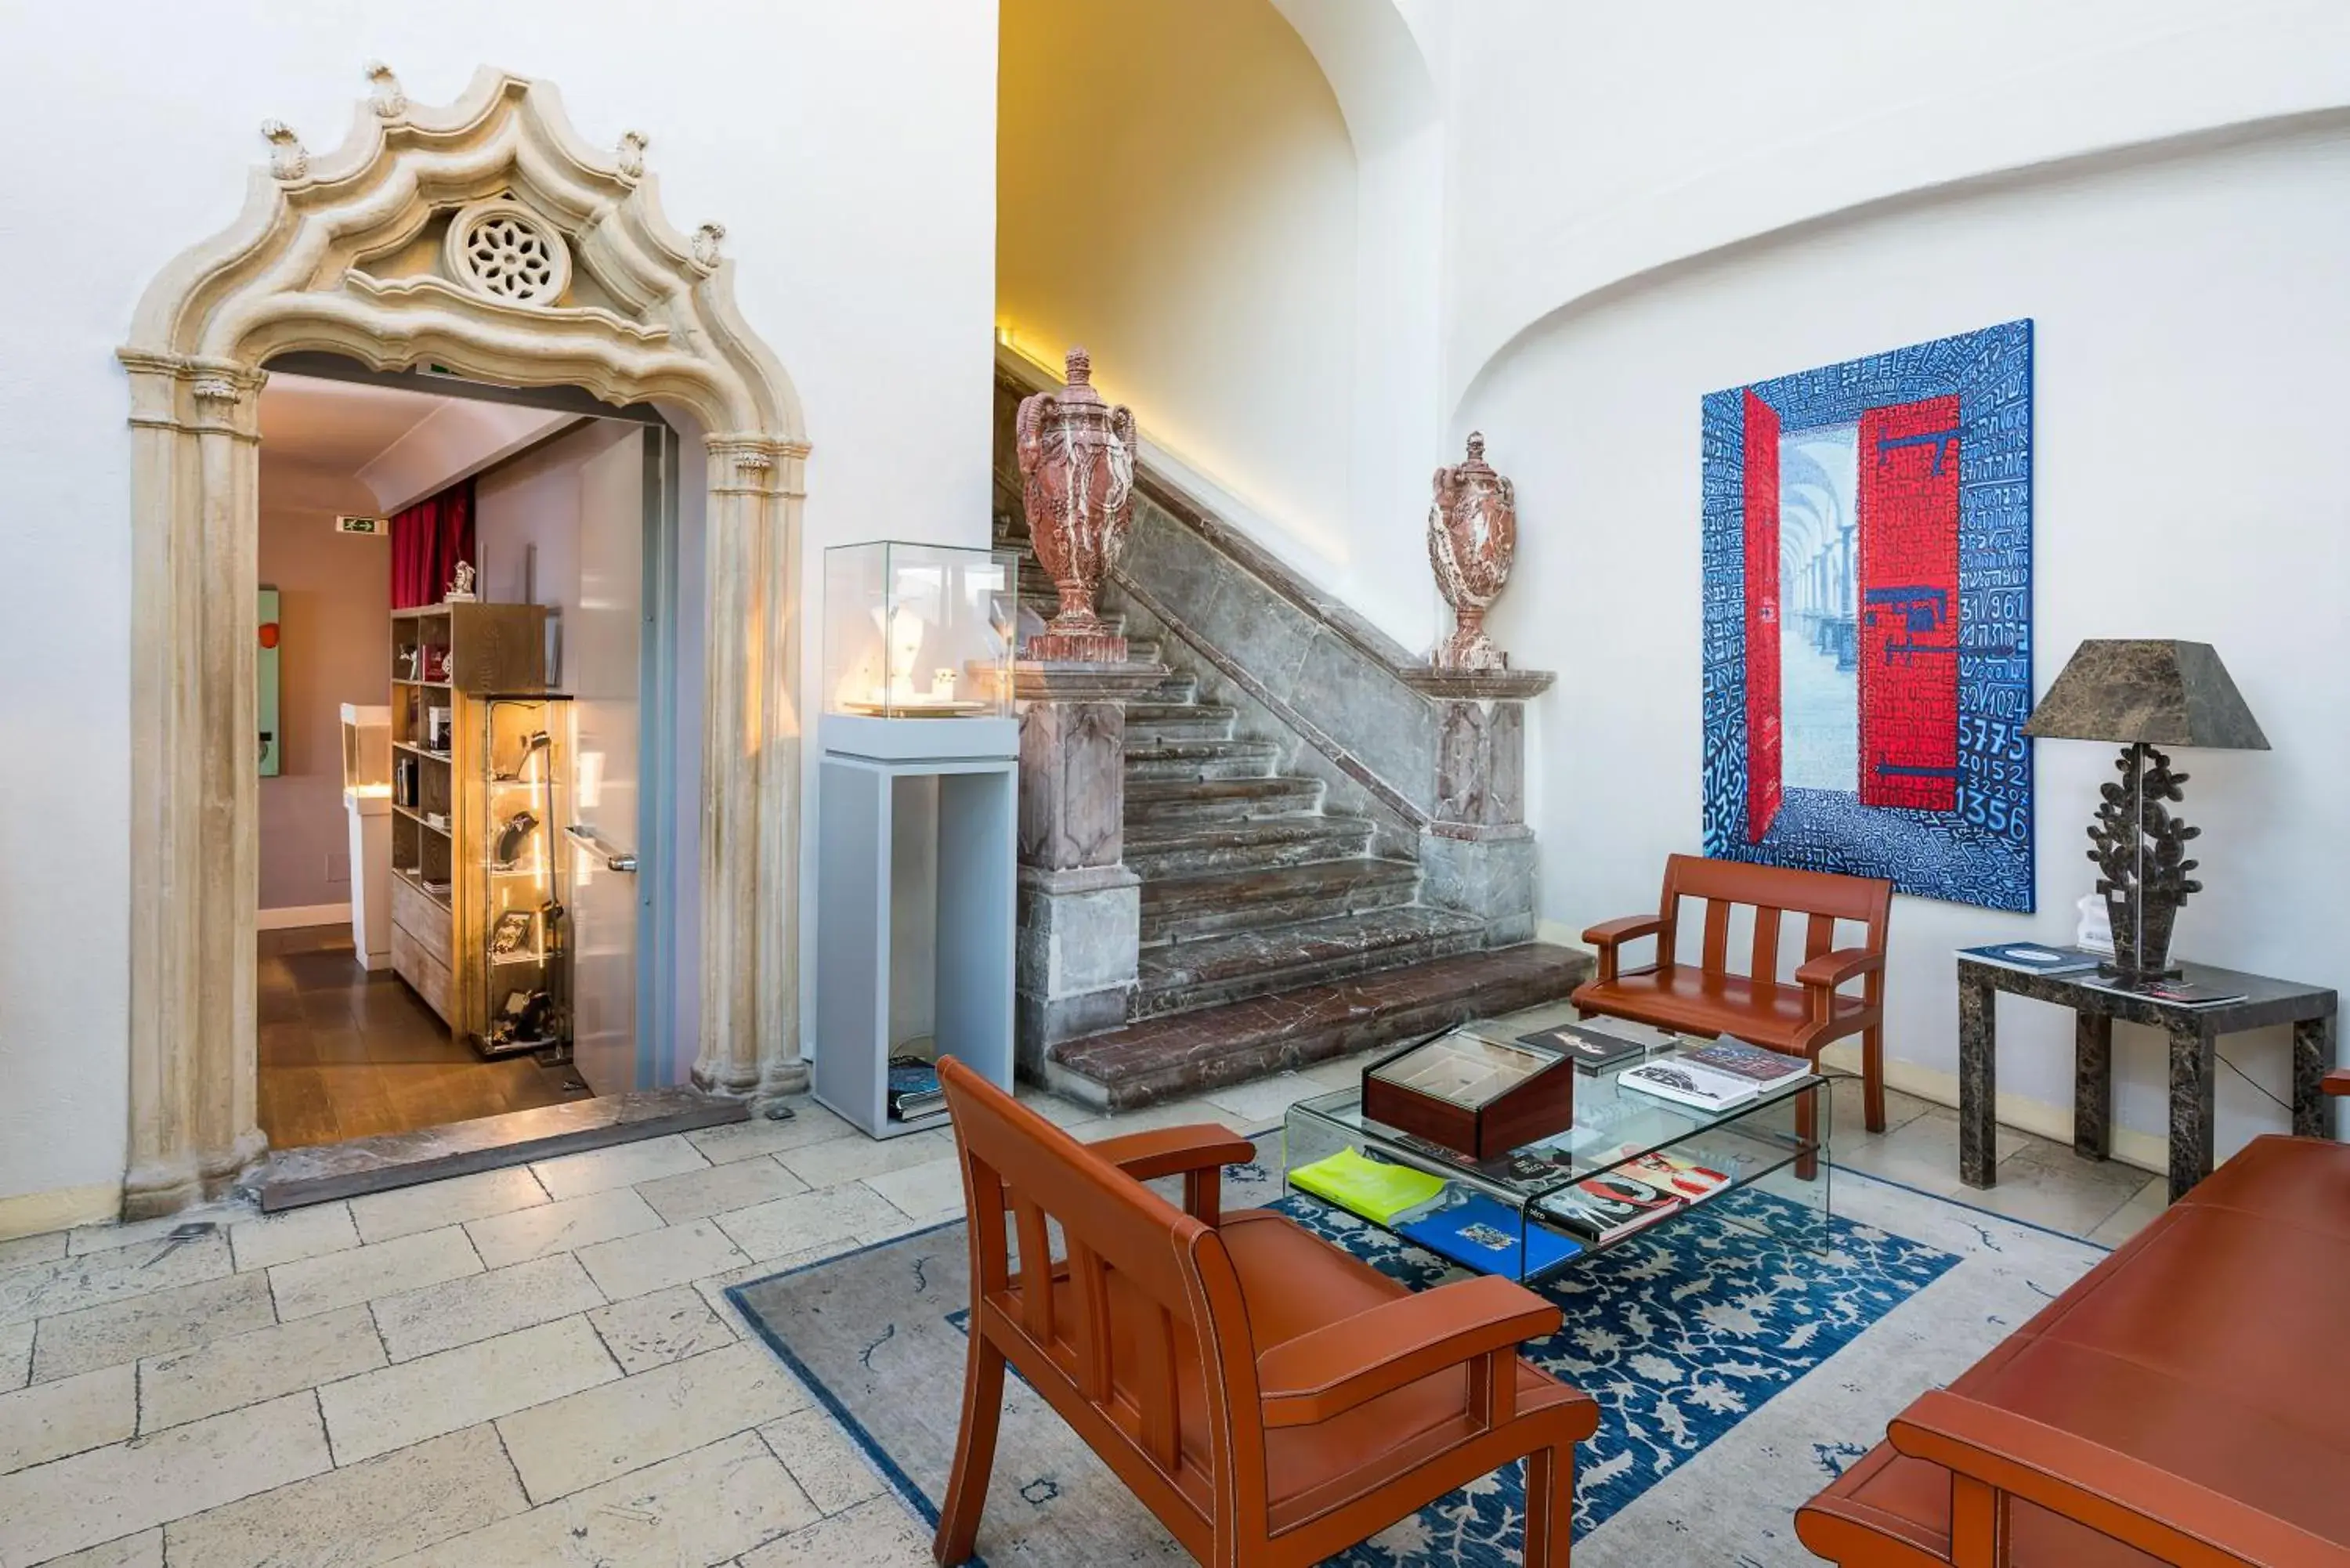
top-left (1289, 1147), bottom-right (1447, 1225)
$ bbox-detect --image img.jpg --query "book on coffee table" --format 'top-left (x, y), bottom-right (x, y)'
top-left (1517, 1021), bottom-right (1650, 1073)
top-left (1536, 1169), bottom-right (1684, 1245)
top-left (1679, 1037), bottom-right (1811, 1088)
top-left (1399, 1191), bottom-right (1584, 1279)
top-left (1617, 1058), bottom-right (1759, 1111)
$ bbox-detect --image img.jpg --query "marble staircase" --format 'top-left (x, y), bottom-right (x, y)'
top-left (1003, 531), bottom-right (1589, 1109)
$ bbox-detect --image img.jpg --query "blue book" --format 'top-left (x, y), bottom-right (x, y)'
top-left (1398, 1193), bottom-right (1582, 1281)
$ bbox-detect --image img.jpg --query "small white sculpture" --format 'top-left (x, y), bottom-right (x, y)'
top-left (445, 560), bottom-right (477, 602)
top-left (931, 667), bottom-right (960, 701)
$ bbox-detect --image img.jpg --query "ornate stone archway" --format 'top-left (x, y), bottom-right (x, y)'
top-left (118, 64), bottom-right (808, 1218)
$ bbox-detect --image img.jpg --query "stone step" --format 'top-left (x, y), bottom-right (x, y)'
top-left (1143, 674), bottom-right (1198, 705)
top-left (1123, 815), bottom-right (1376, 879)
top-left (1123, 739), bottom-right (1280, 782)
top-left (1140, 858), bottom-right (1420, 945)
top-left (1043, 943), bottom-right (1596, 1111)
top-left (1124, 702), bottom-right (1238, 745)
top-left (1133, 905), bottom-right (1486, 1019)
top-left (1123, 775), bottom-right (1322, 828)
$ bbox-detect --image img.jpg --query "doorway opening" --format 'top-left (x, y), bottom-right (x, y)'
top-left (254, 357), bottom-right (681, 1154)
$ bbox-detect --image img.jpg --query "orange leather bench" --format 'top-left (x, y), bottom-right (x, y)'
top-left (1798, 1082), bottom-right (2350, 1567)
top-left (1574, 854), bottom-right (1892, 1134)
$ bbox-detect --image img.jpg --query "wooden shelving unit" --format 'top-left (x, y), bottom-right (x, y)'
top-left (387, 602), bottom-right (551, 1039)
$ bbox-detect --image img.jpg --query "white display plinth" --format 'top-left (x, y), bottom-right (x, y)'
top-left (344, 788), bottom-right (394, 970)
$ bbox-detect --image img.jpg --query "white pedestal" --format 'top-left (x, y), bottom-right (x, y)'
top-left (345, 789), bottom-right (394, 971)
top-left (814, 715), bottom-right (1018, 1140)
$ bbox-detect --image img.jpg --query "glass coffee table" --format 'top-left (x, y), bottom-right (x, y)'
top-left (1282, 1020), bottom-right (1831, 1285)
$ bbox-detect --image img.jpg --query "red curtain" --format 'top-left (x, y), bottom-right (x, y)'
top-left (389, 479), bottom-right (477, 609)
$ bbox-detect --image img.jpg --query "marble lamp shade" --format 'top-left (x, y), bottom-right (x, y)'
top-left (2023, 640), bottom-right (2269, 982)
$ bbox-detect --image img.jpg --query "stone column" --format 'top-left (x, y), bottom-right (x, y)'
top-left (695, 437), bottom-right (808, 1100)
top-left (1012, 660), bottom-right (1166, 1075)
top-left (119, 354), bottom-right (273, 1218)
top-left (1405, 670), bottom-right (1553, 948)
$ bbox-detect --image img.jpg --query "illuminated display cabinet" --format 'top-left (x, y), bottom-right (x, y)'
top-left (471, 693), bottom-right (576, 1057)
top-left (822, 540), bottom-right (1019, 721)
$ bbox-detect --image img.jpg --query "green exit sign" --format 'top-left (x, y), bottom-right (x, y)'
top-left (336, 515), bottom-right (388, 536)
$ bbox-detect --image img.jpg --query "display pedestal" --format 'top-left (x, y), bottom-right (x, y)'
top-left (345, 789), bottom-right (394, 970)
top-left (815, 714), bottom-right (1018, 1139)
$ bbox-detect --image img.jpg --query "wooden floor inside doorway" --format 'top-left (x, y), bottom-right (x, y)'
top-left (258, 924), bottom-right (589, 1151)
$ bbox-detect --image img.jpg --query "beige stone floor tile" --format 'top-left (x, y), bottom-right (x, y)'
top-left (269, 1226), bottom-right (482, 1321)
top-left (1966, 1142), bottom-right (2164, 1238)
top-left (1010, 1086), bottom-right (1106, 1129)
top-left (777, 1129), bottom-right (954, 1190)
top-left (38, 1527), bottom-right (163, 1566)
top-left (0, 1392), bottom-right (331, 1566)
top-left (532, 1134), bottom-right (710, 1201)
top-left (692, 1250), bottom-right (855, 1338)
top-left (638, 1154), bottom-right (810, 1224)
top-left (497, 1341), bottom-right (810, 1504)
top-left (712, 1184), bottom-right (906, 1264)
top-left (1299, 1050), bottom-right (1384, 1089)
top-left (1074, 1097), bottom-right (1255, 1139)
top-left (0, 1361), bottom-right (136, 1475)
top-left (162, 1422), bottom-right (527, 1568)
top-left (1201, 1072), bottom-right (1326, 1125)
top-left (757, 1408), bottom-right (888, 1517)
top-left (0, 1317), bottom-right (31, 1393)
top-left (318, 1314), bottom-right (618, 1466)
top-left (228, 1203), bottom-right (361, 1273)
top-left (0, 1229), bottom-right (70, 1276)
top-left (738, 1493), bottom-right (932, 1568)
top-left (383, 1429), bottom-right (818, 1568)
top-left (369, 1254), bottom-right (605, 1364)
top-left (577, 1217), bottom-right (750, 1300)
top-left (465, 1185), bottom-right (663, 1271)
top-left (139, 1305), bottom-right (385, 1433)
top-left (688, 1102), bottom-right (857, 1165)
top-left (31, 1270), bottom-right (277, 1384)
top-left (1825, 1072), bottom-right (1940, 1139)
top-left (1831, 1106), bottom-right (2029, 1199)
top-left (349, 1167), bottom-right (548, 1245)
top-left (0, 1230), bottom-right (232, 1328)
top-left (63, 1206), bottom-right (244, 1258)
top-left (862, 1158), bottom-right (967, 1223)
top-left (2086, 1175), bottom-right (2171, 1248)
top-left (587, 1284), bottom-right (737, 1375)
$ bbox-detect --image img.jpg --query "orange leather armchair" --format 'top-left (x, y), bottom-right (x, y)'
top-left (933, 1057), bottom-right (1600, 1567)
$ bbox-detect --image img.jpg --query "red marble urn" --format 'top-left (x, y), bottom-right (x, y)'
top-left (1427, 432), bottom-right (1518, 671)
top-left (1016, 348), bottom-right (1138, 663)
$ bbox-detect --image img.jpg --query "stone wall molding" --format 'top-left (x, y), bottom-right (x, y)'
top-left (118, 63), bottom-right (812, 1217)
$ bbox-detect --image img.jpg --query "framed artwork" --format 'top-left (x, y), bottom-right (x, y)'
top-left (1699, 320), bottom-right (2034, 911)
top-left (257, 586), bottom-right (281, 778)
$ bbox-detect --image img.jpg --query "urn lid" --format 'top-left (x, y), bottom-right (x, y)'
top-left (1049, 347), bottom-right (1105, 408)
top-left (1448, 432), bottom-right (1498, 479)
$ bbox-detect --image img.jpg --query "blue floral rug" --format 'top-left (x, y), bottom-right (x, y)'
top-left (729, 1155), bottom-right (2102, 1567)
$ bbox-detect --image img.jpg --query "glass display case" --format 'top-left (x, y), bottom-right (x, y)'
top-left (470, 693), bottom-right (575, 1057)
top-left (823, 541), bottom-right (1019, 720)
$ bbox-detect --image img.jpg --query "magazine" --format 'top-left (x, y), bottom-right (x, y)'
top-left (1618, 1059), bottom-right (1759, 1111)
top-left (1395, 1134), bottom-right (1559, 1187)
top-left (1398, 1192), bottom-right (1583, 1280)
top-left (1679, 1038), bottom-right (1810, 1087)
top-left (2081, 976), bottom-right (2249, 1008)
top-left (1535, 1169), bottom-right (1684, 1245)
top-left (1598, 1147), bottom-right (1733, 1203)
top-left (1959, 941), bottom-right (2104, 975)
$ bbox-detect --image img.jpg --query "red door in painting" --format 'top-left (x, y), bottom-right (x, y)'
top-left (1743, 391), bottom-right (1782, 842)
top-left (1857, 396), bottom-right (1961, 811)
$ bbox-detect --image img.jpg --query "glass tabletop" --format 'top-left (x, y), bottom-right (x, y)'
top-left (1292, 1035), bottom-right (1826, 1201)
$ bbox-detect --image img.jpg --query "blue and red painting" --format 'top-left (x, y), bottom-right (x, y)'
top-left (1701, 320), bottom-right (2034, 912)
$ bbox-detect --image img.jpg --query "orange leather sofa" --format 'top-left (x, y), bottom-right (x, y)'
top-left (1798, 1078), bottom-right (2350, 1567)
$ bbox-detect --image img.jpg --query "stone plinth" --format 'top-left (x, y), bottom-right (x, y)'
top-left (1404, 668), bottom-right (1548, 946)
top-left (1012, 659), bottom-right (1167, 1073)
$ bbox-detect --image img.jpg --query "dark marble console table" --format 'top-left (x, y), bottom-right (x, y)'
top-left (1957, 956), bottom-right (2337, 1203)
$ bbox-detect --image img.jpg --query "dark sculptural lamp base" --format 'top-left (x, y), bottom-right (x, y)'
top-left (2088, 741), bottom-right (2200, 988)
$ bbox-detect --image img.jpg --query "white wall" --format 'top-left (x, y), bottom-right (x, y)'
top-left (1467, 121), bottom-right (2350, 1161)
top-left (0, 3), bottom-right (998, 1213)
top-left (996, 0), bottom-right (1362, 608)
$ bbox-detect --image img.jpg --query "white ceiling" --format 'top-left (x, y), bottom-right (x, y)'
top-left (257, 373), bottom-right (449, 473)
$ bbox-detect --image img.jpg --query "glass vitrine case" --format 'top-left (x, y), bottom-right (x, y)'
top-left (470, 693), bottom-right (576, 1057)
top-left (823, 541), bottom-right (1019, 720)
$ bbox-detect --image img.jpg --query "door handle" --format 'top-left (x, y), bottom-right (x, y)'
top-left (566, 822), bottom-right (638, 873)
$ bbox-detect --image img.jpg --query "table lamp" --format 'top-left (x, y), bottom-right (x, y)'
top-left (2022, 640), bottom-right (2268, 983)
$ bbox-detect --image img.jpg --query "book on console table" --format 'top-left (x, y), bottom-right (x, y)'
top-left (1958, 941), bottom-right (2104, 975)
top-left (1617, 1058), bottom-right (1760, 1111)
top-left (1679, 1037), bottom-right (1811, 1089)
top-left (2081, 975), bottom-right (2249, 1008)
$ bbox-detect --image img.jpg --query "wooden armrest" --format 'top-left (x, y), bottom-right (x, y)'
top-left (1257, 1276), bottom-right (1559, 1429)
top-left (1889, 1390), bottom-right (2350, 1567)
top-left (1087, 1125), bottom-right (1256, 1222)
top-left (1796, 946), bottom-right (1882, 989)
top-left (2324, 1068), bottom-right (2350, 1098)
top-left (1582, 914), bottom-right (1663, 948)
